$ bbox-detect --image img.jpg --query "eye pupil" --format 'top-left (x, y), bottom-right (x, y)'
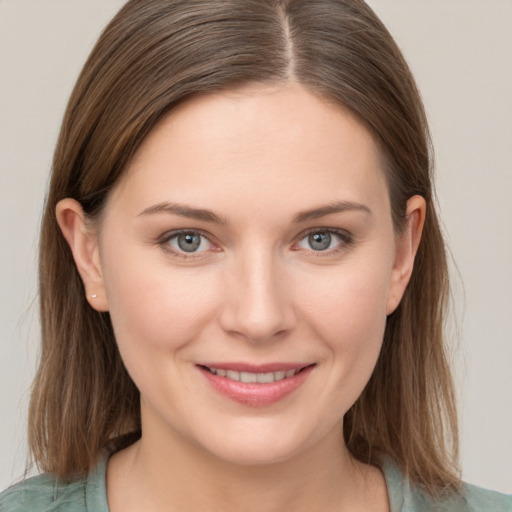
top-left (309, 232), bottom-right (331, 251)
top-left (177, 233), bottom-right (201, 252)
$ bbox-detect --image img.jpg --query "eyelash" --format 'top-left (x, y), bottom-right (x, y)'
top-left (157, 229), bottom-right (217, 259)
top-left (293, 228), bottom-right (354, 257)
top-left (157, 228), bottom-right (354, 259)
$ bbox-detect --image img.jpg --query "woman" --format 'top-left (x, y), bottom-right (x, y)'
top-left (1, 0), bottom-right (510, 510)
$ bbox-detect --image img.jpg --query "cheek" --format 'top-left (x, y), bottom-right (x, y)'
top-left (299, 260), bottom-right (391, 342)
top-left (101, 249), bottom-right (220, 354)
top-left (296, 260), bottom-right (391, 397)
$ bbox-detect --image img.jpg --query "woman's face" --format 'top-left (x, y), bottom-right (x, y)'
top-left (75, 84), bottom-right (420, 465)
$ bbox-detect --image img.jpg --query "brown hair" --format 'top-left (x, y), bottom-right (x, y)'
top-left (30, 0), bottom-right (459, 494)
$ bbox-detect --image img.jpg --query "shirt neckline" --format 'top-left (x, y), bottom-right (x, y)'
top-left (86, 451), bottom-right (405, 512)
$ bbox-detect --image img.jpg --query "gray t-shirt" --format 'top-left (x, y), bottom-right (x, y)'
top-left (1, 453), bottom-right (510, 511)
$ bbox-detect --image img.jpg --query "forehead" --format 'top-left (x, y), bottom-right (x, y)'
top-left (109, 83), bottom-right (389, 219)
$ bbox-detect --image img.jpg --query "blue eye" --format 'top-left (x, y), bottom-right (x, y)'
top-left (297, 229), bottom-right (349, 252)
top-left (166, 231), bottom-right (212, 253)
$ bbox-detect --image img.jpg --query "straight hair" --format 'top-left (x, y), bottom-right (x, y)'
top-left (30, 0), bottom-right (459, 495)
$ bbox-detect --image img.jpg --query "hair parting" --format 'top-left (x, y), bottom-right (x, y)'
top-left (31, 0), bottom-right (460, 495)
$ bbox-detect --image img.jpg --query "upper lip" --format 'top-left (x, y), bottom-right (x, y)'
top-left (197, 362), bottom-right (314, 373)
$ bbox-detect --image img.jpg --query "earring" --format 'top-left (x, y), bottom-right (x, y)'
top-left (91, 294), bottom-right (97, 299)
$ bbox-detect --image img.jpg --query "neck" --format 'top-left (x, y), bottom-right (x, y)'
top-left (107, 419), bottom-right (388, 512)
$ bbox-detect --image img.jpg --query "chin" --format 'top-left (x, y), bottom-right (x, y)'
top-left (188, 416), bottom-right (332, 468)
top-left (205, 440), bottom-right (303, 467)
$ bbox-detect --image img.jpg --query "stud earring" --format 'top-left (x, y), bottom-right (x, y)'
top-left (91, 294), bottom-right (97, 299)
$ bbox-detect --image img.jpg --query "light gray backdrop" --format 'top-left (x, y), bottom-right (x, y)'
top-left (1, 0), bottom-right (511, 493)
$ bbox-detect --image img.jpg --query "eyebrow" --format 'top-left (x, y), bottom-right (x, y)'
top-left (292, 201), bottom-right (373, 223)
top-left (138, 201), bottom-right (228, 225)
top-left (138, 200), bottom-right (371, 224)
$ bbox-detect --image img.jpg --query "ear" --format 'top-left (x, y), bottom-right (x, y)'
top-left (56, 198), bottom-right (109, 312)
top-left (386, 195), bottom-right (426, 315)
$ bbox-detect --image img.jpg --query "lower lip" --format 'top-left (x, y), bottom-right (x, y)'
top-left (198, 365), bottom-right (314, 406)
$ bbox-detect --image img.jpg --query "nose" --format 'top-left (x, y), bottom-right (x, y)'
top-left (219, 249), bottom-right (296, 343)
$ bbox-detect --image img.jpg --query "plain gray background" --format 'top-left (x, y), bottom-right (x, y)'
top-left (1, 0), bottom-right (511, 493)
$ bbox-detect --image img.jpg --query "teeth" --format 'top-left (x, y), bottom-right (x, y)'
top-left (240, 371), bottom-right (257, 383)
top-left (274, 371), bottom-right (286, 381)
top-left (208, 367), bottom-right (299, 383)
top-left (257, 372), bottom-right (275, 383)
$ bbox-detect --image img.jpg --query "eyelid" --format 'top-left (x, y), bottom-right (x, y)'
top-left (158, 228), bottom-right (220, 258)
top-left (156, 227), bottom-right (354, 259)
top-left (293, 227), bottom-right (354, 254)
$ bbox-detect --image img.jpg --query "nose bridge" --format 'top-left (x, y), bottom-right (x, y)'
top-left (220, 242), bottom-right (295, 342)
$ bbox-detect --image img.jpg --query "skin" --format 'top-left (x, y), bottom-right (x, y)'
top-left (57, 83), bottom-right (425, 512)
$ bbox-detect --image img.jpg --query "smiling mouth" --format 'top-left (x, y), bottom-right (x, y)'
top-left (198, 364), bottom-right (313, 384)
top-left (197, 363), bottom-right (315, 405)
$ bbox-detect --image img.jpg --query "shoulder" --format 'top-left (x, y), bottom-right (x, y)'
top-left (461, 482), bottom-right (512, 512)
top-left (382, 458), bottom-right (512, 512)
top-left (405, 482), bottom-right (512, 512)
top-left (0, 473), bottom-right (87, 512)
top-left (408, 482), bottom-right (511, 512)
top-left (0, 453), bottom-right (109, 512)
